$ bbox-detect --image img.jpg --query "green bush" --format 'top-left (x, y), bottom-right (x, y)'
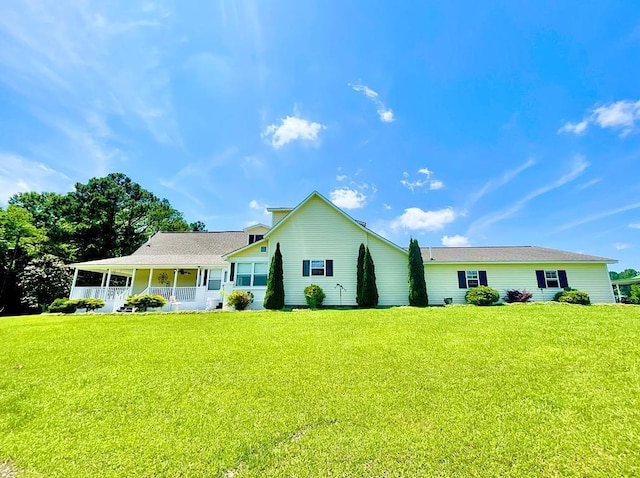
top-left (465, 286), bottom-right (500, 306)
top-left (304, 284), bottom-right (326, 308)
top-left (624, 285), bottom-right (640, 304)
top-left (48, 298), bottom-right (78, 314)
top-left (126, 294), bottom-right (167, 312)
top-left (74, 298), bottom-right (106, 312)
top-left (553, 287), bottom-right (577, 301)
top-left (226, 290), bottom-right (254, 311)
top-left (556, 290), bottom-right (590, 305)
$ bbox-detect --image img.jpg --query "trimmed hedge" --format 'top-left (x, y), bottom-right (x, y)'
top-left (465, 286), bottom-right (500, 306)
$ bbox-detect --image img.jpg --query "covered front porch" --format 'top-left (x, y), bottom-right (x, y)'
top-left (69, 266), bottom-right (227, 312)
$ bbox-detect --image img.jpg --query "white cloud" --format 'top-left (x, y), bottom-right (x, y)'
top-left (471, 155), bottom-right (589, 232)
top-left (614, 242), bottom-right (632, 250)
top-left (391, 207), bottom-right (456, 232)
top-left (330, 188), bottom-right (367, 209)
top-left (558, 120), bottom-right (588, 135)
top-left (441, 235), bottom-right (470, 247)
top-left (556, 200), bottom-right (640, 232)
top-left (629, 223), bottom-right (640, 229)
top-left (468, 158), bottom-right (535, 206)
top-left (383, 203), bottom-right (392, 210)
top-left (249, 199), bottom-right (269, 216)
top-left (336, 174), bottom-right (347, 181)
top-left (429, 180), bottom-right (444, 190)
top-left (349, 83), bottom-right (395, 123)
top-left (262, 115), bottom-right (326, 148)
top-left (401, 167), bottom-right (445, 192)
top-left (0, 153), bottom-right (72, 204)
top-left (559, 100), bottom-right (640, 137)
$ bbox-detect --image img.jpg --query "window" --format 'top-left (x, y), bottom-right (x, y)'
top-left (458, 270), bottom-right (488, 288)
top-left (260, 246), bottom-right (267, 253)
top-left (466, 270), bottom-right (479, 288)
top-left (302, 259), bottom-right (333, 277)
top-left (235, 262), bottom-right (269, 287)
top-left (248, 234), bottom-right (264, 245)
top-left (311, 260), bottom-right (325, 276)
top-left (207, 269), bottom-right (222, 290)
top-left (236, 263), bottom-right (252, 286)
top-left (536, 270), bottom-right (568, 289)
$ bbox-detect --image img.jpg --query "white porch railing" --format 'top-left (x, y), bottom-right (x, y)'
top-left (145, 287), bottom-right (197, 302)
top-left (71, 286), bottom-right (131, 301)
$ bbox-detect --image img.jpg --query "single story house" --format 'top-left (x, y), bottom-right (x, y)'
top-left (69, 191), bottom-right (617, 311)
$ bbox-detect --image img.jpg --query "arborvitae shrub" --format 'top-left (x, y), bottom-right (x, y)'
top-left (264, 242), bottom-right (285, 309)
top-left (408, 238), bottom-right (428, 306)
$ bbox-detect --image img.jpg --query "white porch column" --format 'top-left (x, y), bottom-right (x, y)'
top-left (70, 268), bottom-right (79, 298)
top-left (130, 268), bottom-right (137, 294)
top-left (104, 269), bottom-right (112, 300)
top-left (172, 269), bottom-right (178, 298)
top-left (196, 268), bottom-right (201, 288)
top-left (147, 268), bottom-right (154, 291)
top-left (100, 272), bottom-right (106, 288)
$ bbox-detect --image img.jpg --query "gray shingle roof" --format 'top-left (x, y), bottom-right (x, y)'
top-left (420, 246), bottom-right (615, 263)
top-left (72, 232), bottom-right (247, 268)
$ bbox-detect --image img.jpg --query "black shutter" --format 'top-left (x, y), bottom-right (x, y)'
top-left (536, 270), bottom-right (546, 288)
top-left (558, 270), bottom-right (568, 288)
top-left (202, 269), bottom-right (208, 287)
top-left (479, 270), bottom-right (488, 286)
top-left (326, 260), bottom-right (333, 277)
top-left (230, 263), bottom-right (235, 282)
top-left (457, 271), bottom-right (467, 288)
top-left (302, 260), bottom-right (310, 277)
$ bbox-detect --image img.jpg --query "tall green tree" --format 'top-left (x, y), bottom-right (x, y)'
top-left (0, 205), bottom-right (46, 313)
top-left (356, 243), bottom-right (366, 306)
top-left (18, 254), bottom-right (72, 312)
top-left (70, 173), bottom-right (190, 260)
top-left (263, 242), bottom-right (285, 309)
top-left (408, 238), bottom-right (428, 306)
top-left (360, 246), bottom-right (378, 308)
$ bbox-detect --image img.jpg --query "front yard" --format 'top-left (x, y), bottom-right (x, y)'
top-left (1, 304), bottom-right (639, 476)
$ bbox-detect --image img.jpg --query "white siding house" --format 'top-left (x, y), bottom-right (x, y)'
top-left (69, 191), bottom-right (617, 311)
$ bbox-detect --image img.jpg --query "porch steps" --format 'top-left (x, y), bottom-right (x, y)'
top-left (116, 306), bottom-right (136, 313)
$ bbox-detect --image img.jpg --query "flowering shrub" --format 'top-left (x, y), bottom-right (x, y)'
top-left (304, 284), bottom-right (326, 308)
top-left (226, 290), bottom-right (254, 311)
top-left (504, 289), bottom-right (533, 303)
top-left (465, 286), bottom-right (500, 306)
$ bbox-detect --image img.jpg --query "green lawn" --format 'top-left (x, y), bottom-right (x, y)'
top-left (1, 305), bottom-right (639, 477)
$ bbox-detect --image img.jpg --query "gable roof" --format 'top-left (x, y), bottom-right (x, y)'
top-left (420, 246), bottom-right (616, 264)
top-left (224, 191), bottom-right (407, 258)
top-left (72, 231), bottom-right (247, 269)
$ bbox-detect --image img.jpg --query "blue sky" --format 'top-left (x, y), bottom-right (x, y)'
top-left (1, 1), bottom-right (639, 270)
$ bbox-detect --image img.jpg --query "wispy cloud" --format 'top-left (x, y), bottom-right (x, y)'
top-left (249, 199), bottom-right (269, 216)
top-left (470, 156), bottom-right (589, 233)
top-left (468, 158), bottom-right (536, 206)
top-left (556, 201), bottom-right (640, 232)
top-left (330, 188), bottom-right (367, 209)
top-left (441, 235), bottom-right (470, 247)
top-left (614, 242), bottom-right (632, 250)
top-left (0, 153), bottom-right (72, 204)
top-left (336, 174), bottom-right (347, 181)
top-left (0, 1), bottom-right (181, 173)
top-left (262, 115), bottom-right (326, 148)
top-left (559, 100), bottom-right (640, 137)
top-left (575, 178), bottom-right (601, 191)
top-left (349, 83), bottom-right (395, 123)
top-left (630, 223), bottom-right (640, 229)
top-left (390, 207), bottom-right (456, 232)
top-left (401, 167), bottom-right (444, 192)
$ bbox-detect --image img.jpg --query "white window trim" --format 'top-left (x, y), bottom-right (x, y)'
top-left (544, 270), bottom-right (560, 288)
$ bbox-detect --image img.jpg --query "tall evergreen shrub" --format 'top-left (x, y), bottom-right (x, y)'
top-left (356, 243), bottom-right (365, 306)
top-left (264, 242), bottom-right (285, 309)
top-left (360, 247), bottom-right (379, 308)
top-left (408, 238), bottom-right (428, 306)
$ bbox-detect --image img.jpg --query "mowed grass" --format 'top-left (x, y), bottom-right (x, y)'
top-left (1, 305), bottom-right (639, 477)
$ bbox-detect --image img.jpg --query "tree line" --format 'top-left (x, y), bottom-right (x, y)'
top-left (0, 173), bottom-right (205, 315)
